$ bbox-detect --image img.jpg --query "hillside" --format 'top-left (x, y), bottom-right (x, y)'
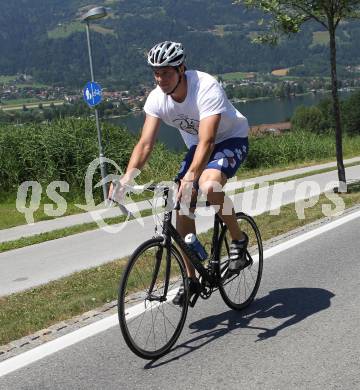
top-left (1, 0), bottom-right (360, 88)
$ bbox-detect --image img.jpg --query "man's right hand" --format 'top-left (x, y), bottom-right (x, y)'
top-left (108, 179), bottom-right (128, 205)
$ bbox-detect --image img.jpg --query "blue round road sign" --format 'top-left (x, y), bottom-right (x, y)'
top-left (83, 82), bottom-right (102, 107)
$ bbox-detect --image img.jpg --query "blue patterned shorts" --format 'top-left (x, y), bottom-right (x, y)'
top-left (176, 137), bottom-right (248, 183)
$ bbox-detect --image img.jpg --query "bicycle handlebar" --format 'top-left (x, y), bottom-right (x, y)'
top-left (109, 180), bottom-right (204, 219)
top-left (108, 181), bottom-right (174, 217)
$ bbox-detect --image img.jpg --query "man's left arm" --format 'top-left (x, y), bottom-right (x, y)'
top-left (177, 114), bottom-right (220, 203)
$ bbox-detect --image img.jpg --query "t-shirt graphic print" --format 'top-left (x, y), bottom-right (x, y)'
top-left (172, 115), bottom-right (199, 135)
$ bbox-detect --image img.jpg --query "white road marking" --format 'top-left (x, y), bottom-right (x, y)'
top-left (1, 208), bottom-right (360, 378)
top-left (0, 315), bottom-right (117, 378)
top-left (263, 209), bottom-right (360, 259)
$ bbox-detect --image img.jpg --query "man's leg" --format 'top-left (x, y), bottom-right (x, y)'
top-left (173, 191), bottom-right (201, 306)
top-left (199, 169), bottom-right (248, 272)
top-left (198, 169), bottom-right (246, 241)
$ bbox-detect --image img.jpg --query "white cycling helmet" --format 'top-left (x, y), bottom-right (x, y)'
top-left (147, 41), bottom-right (185, 67)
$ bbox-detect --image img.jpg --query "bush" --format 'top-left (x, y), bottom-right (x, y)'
top-left (1, 119), bottom-right (360, 201)
top-left (244, 130), bottom-right (335, 169)
top-left (291, 105), bottom-right (327, 133)
top-left (0, 118), bottom-right (182, 201)
top-left (342, 90), bottom-right (360, 135)
top-left (291, 92), bottom-right (360, 135)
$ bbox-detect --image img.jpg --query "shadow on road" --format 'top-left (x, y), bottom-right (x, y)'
top-left (145, 287), bottom-right (334, 369)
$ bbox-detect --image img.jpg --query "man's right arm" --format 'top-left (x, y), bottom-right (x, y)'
top-left (123, 114), bottom-right (160, 180)
top-left (108, 114), bottom-right (160, 200)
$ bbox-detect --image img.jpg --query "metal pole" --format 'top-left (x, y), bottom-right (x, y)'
top-left (85, 21), bottom-right (108, 202)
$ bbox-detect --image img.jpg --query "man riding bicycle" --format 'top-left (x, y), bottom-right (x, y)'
top-left (109, 41), bottom-right (250, 305)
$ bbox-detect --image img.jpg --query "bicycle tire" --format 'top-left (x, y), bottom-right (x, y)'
top-left (118, 238), bottom-right (189, 359)
top-left (218, 212), bottom-right (263, 310)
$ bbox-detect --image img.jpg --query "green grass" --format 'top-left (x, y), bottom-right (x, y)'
top-left (1, 186), bottom-right (360, 346)
top-left (219, 71), bottom-right (256, 81)
top-left (0, 186), bottom-right (159, 230)
top-left (0, 258), bottom-right (128, 346)
top-left (244, 132), bottom-right (360, 170)
top-left (1, 98), bottom-right (39, 106)
top-left (16, 82), bottom-right (51, 89)
top-left (105, 0), bottom-right (120, 5)
top-left (212, 25), bottom-right (226, 37)
top-left (1, 161), bottom-right (359, 253)
top-left (233, 161), bottom-right (360, 195)
top-left (91, 25), bottom-right (116, 37)
top-left (1, 118), bottom-right (360, 231)
top-left (48, 22), bottom-right (115, 39)
top-left (311, 31), bottom-right (330, 47)
top-left (1, 155), bottom-right (359, 231)
top-left (1, 100), bottom-right (63, 110)
top-left (0, 201), bottom-right (84, 230)
top-left (47, 22), bottom-right (84, 39)
top-left (0, 75), bottom-right (16, 83)
top-left (0, 209), bottom-right (153, 253)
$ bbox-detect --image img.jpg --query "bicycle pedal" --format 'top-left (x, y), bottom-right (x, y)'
top-left (227, 259), bottom-right (251, 276)
top-left (189, 292), bottom-right (200, 308)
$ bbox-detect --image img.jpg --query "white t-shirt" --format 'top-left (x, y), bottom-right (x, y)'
top-left (143, 70), bottom-right (249, 149)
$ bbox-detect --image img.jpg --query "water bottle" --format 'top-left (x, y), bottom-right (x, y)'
top-left (185, 233), bottom-right (208, 261)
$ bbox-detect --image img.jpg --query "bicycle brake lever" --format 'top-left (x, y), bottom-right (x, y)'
top-left (108, 196), bottom-right (134, 219)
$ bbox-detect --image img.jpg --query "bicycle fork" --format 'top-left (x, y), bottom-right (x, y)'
top-left (145, 242), bottom-right (171, 304)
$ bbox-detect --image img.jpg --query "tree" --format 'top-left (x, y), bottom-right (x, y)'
top-left (235, 0), bottom-right (360, 192)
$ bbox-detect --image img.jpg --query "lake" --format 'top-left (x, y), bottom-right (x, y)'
top-left (108, 91), bottom-right (352, 151)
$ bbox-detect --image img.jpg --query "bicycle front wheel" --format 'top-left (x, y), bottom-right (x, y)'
top-left (118, 238), bottom-right (189, 359)
top-left (218, 212), bottom-right (263, 310)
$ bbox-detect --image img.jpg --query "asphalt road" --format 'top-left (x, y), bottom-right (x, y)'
top-left (1, 211), bottom-right (360, 389)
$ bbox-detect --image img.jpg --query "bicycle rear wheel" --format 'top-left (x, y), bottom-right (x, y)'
top-left (118, 238), bottom-right (189, 359)
top-left (218, 212), bottom-right (263, 310)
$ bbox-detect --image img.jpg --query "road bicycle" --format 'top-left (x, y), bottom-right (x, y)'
top-left (116, 181), bottom-right (263, 360)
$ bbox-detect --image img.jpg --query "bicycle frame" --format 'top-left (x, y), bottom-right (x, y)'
top-left (158, 186), bottom-right (225, 289)
top-left (121, 183), bottom-right (226, 304)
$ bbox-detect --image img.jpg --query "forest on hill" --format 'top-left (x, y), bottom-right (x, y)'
top-left (1, 0), bottom-right (360, 88)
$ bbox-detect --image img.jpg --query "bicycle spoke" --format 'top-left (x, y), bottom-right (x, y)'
top-left (234, 276), bottom-right (241, 302)
top-left (151, 303), bottom-right (157, 350)
top-left (218, 213), bottom-right (263, 310)
top-left (119, 241), bottom-right (188, 358)
top-left (158, 304), bottom-right (177, 331)
top-left (241, 271), bottom-right (247, 301)
top-left (159, 304), bottom-right (168, 342)
top-left (134, 265), bottom-right (148, 292)
top-left (144, 304), bottom-right (155, 349)
top-left (164, 299), bottom-right (182, 313)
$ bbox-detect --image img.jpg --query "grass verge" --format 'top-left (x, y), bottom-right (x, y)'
top-left (1, 155), bottom-right (360, 231)
top-left (1, 184), bottom-right (360, 345)
top-left (233, 161), bottom-right (360, 195)
top-left (0, 209), bottom-right (153, 253)
top-left (1, 161), bottom-right (359, 252)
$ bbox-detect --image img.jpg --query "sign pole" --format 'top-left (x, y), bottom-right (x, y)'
top-left (85, 21), bottom-right (108, 202)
